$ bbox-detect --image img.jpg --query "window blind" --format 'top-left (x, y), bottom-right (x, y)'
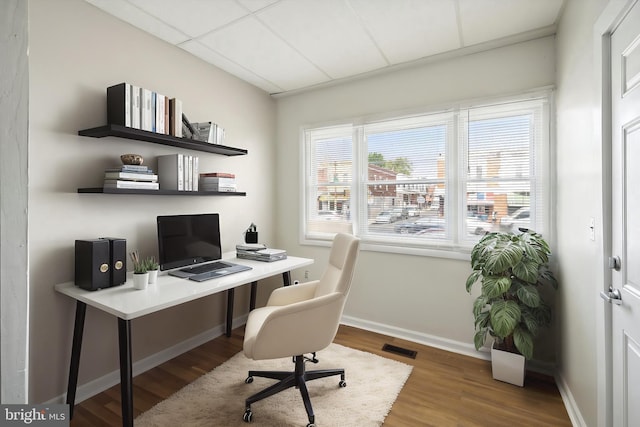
top-left (302, 93), bottom-right (551, 254)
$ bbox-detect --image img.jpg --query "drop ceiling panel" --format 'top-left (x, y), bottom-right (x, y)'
top-left (349, 0), bottom-right (461, 65)
top-left (84, 0), bottom-right (566, 94)
top-left (237, 0), bottom-right (280, 13)
top-left (257, 0), bottom-right (388, 79)
top-left (128, 0), bottom-right (249, 38)
top-left (459, 0), bottom-right (564, 46)
top-left (180, 40), bottom-right (284, 94)
top-left (86, 0), bottom-right (190, 45)
top-left (197, 16), bottom-right (330, 91)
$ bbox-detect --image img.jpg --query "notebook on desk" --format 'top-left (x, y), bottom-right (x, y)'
top-left (157, 213), bottom-right (251, 282)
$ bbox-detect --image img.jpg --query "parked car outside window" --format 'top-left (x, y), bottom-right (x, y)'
top-left (375, 211), bottom-right (399, 224)
top-left (392, 208), bottom-right (409, 220)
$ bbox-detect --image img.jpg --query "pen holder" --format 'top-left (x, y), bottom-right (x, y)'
top-left (245, 231), bottom-right (258, 244)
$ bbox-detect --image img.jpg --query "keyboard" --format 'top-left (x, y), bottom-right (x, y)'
top-left (180, 261), bottom-right (230, 274)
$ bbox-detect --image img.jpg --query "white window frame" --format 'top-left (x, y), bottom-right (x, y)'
top-left (300, 90), bottom-right (553, 259)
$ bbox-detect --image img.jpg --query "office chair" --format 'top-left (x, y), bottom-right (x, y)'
top-left (242, 233), bottom-right (360, 427)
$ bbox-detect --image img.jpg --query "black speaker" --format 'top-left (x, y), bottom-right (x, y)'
top-left (75, 239), bottom-right (110, 291)
top-left (101, 237), bottom-right (127, 286)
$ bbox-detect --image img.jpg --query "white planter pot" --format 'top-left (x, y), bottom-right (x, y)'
top-left (491, 342), bottom-right (526, 387)
top-left (132, 272), bottom-right (149, 290)
top-left (148, 269), bottom-right (158, 284)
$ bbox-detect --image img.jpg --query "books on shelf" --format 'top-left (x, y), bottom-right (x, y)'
top-left (106, 83), bottom-right (227, 145)
top-left (105, 164), bottom-right (151, 173)
top-left (103, 164), bottom-right (158, 190)
top-left (106, 83), bottom-right (131, 127)
top-left (199, 173), bottom-right (236, 192)
top-left (193, 122), bottom-right (213, 143)
top-left (104, 180), bottom-right (159, 190)
top-left (157, 153), bottom-right (200, 192)
top-left (200, 184), bottom-right (237, 192)
top-left (104, 171), bottom-right (158, 181)
top-left (157, 154), bottom-right (184, 191)
top-left (169, 98), bottom-right (182, 137)
top-left (141, 88), bottom-right (152, 132)
top-left (192, 121), bottom-right (226, 144)
top-left (107, 82), bottom-right (183, 137)
top-left (200, 172), bottom-right (235, 178)
top-left (131, 84), bottom-right (141, 129)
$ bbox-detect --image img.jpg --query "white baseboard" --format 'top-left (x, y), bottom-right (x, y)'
top-left (340, 314), bottom-right (556, 376)
top-left (46, 314), bottom-right (248, 405)
top-left (341, 314), bottom-right (490, 360)
top-left (554, 372), bottom-right (586, 427)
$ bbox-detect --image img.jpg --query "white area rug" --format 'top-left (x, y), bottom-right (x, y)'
top-left (136, 343), bottom-right (413, 426)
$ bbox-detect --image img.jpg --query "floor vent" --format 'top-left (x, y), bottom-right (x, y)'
top-left (382, 343), bottom-right (417, 359)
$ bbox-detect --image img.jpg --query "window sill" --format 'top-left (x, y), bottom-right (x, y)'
top-left (301, 235), bottom-right (472, 261)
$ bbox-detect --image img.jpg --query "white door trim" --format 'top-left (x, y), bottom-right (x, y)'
top-left (594, 1), bottom-right (639, 426)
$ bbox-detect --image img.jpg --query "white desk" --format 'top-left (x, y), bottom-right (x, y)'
top-left (55, 254), bottom-right (313, 427)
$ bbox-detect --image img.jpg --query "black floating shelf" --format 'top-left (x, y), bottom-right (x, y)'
top-left (78, 124), bottom-right (248, 156)
top-left (78, 188), bottom-right (246, 196)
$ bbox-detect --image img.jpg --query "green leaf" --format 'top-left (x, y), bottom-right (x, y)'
top-left (490, 300), bottom-right (521, 338)
top-left (520, 307), bottom-right (539, 336)
top-left (516, 284), bottom-right (541, 308)
top-left (540, 268), bottom-right (559, 289)
top-left (474, 329), bottom-right (488, 350)
top-left (466, 271), bottom-right (481, 293)
top-left (484, 240), bottom-right (524, 274)
top-left (475, 310), bottom-right (490, 329)
top-left (532, 302), bottom-right (552, 327)
top-left (514, 326), bottom-right (534, 359)
top-left (473, 296), bottom-right (488, 317)
top-left (512, 259), bottom-right (540, 283)
top-left (481, 276), bottom-right (512, 299)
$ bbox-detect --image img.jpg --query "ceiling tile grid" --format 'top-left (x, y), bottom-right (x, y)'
top-left (85, 0), bottom-right (565, 94)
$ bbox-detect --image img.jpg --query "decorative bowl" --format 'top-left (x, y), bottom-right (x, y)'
top-left (120, 154), bottom-right (144, 165)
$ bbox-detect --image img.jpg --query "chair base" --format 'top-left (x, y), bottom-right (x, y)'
top-left (243, 354), bottom-right (346, 426)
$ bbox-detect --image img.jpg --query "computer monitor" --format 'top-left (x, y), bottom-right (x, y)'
top-left (157, 213), bottom-right (222, 271)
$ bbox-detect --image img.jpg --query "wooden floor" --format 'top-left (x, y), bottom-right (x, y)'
top-left (70, 325), bottom-right (572, 426)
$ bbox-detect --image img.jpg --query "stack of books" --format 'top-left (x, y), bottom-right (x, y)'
top-left (104, 165), bottom-right (159, 190)
top-left (199, 172), bottom-right (236, 192)
top-left (236, 244), bottom-right (287, 262)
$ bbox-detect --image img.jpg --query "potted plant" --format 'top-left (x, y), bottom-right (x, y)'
top-left (465, 229), bottom-right (558, 386)
top-left (129, 250), bottom-right (148, 290)
top-left (145, 256), bottom-right (159, 284)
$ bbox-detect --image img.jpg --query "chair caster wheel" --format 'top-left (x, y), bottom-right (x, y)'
top-left (245, 376), bottom-right (254, 384)
top-left (306, 423), bottom-right (316, 427)
top-left (243, 409), bottom-right (253, 422)
top-left (339, 380), bottom-right (347, 387)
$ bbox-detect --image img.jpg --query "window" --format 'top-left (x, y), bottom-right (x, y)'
top-left (303, 93), bottom-right (551, 256)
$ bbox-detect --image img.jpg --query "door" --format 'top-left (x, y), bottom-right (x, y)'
top-left (610, 2), bottom-right (640, 426)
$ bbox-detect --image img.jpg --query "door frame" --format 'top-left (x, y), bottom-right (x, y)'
top-left (594, 1), bottom-right (639, 426)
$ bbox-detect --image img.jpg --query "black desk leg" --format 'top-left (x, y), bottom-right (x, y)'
top-left (66, 301), bottom-right (87, 419)
top-left (250, 281), bottom-right (257, 311)
top-left (226, 288), bottom-right (235, 337)
top-left (117, 318), bottom-right (134, 427)
top-left (282, 271), bottom-right (292, 286)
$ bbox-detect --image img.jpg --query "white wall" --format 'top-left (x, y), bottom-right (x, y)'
top-left (1, 0), bottom-right (29, 403)
top-left (28, 0), bottom-right (277, 403)
top-left (555, 0), bottom-right (610, 426)
top-left (275, 37), bottom-right (557, 359)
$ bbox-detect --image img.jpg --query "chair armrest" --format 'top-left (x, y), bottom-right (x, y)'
top-left (246, 292), bottom-right (345, 360)
top-left (267, 280), bottom-right (318, 306)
